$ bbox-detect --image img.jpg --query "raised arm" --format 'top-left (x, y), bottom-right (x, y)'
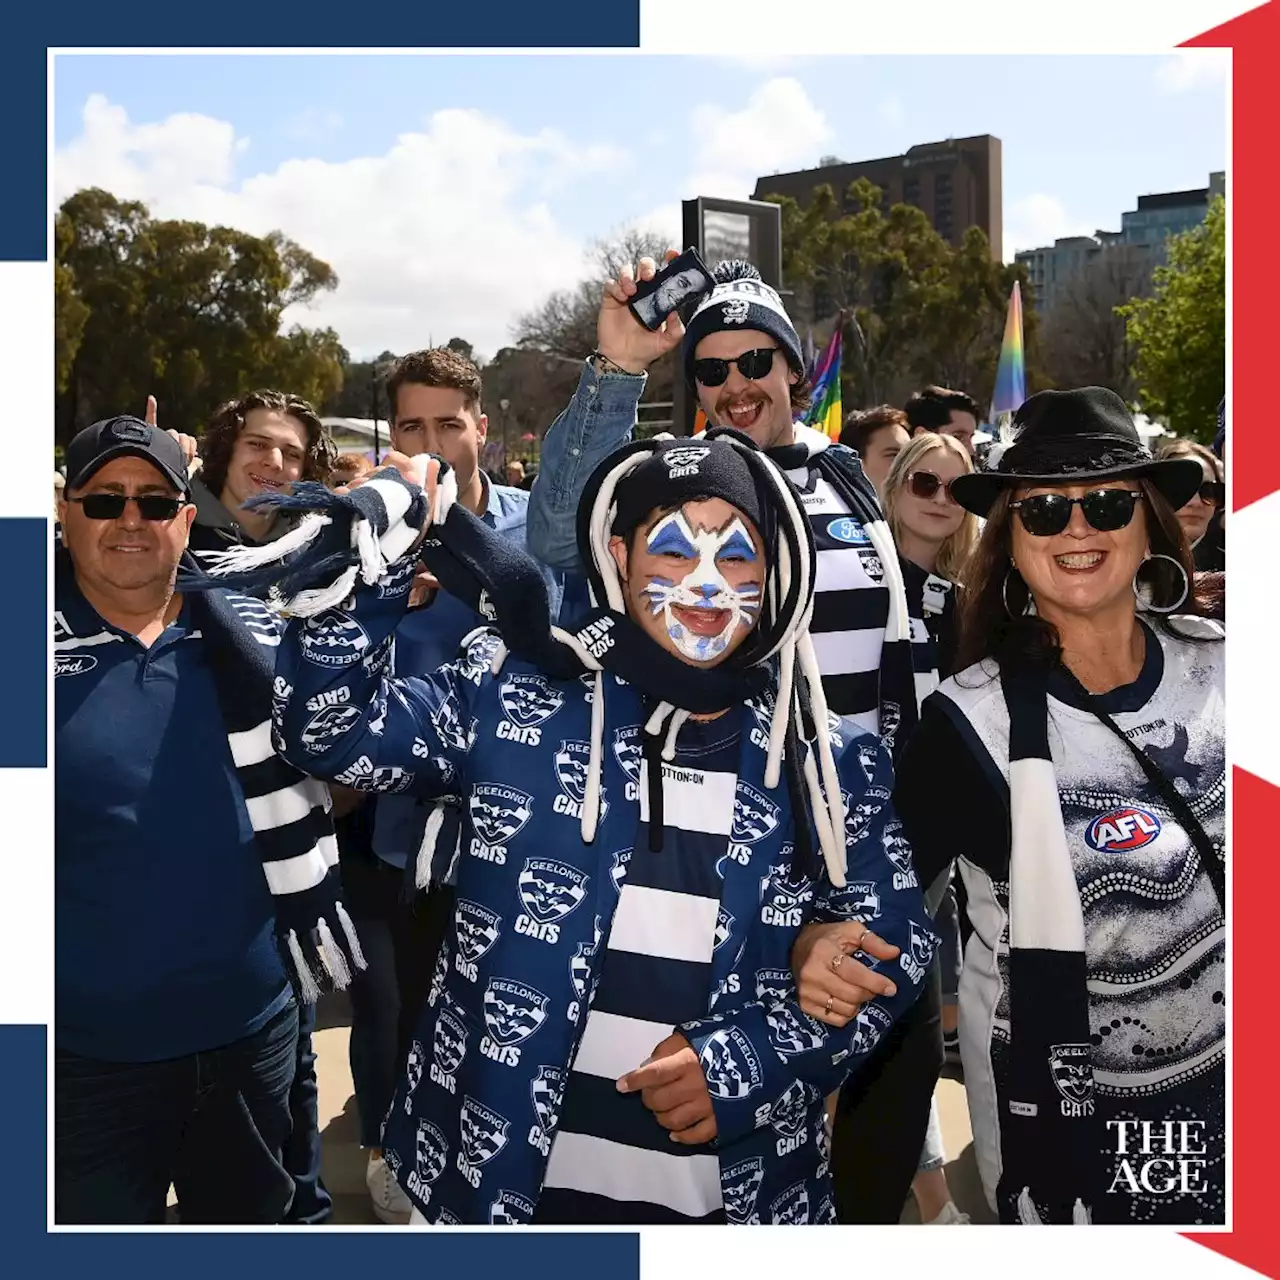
top-left (526, 250), bottom-right (683, 572)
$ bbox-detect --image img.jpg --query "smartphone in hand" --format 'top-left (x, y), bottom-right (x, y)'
top-left (628, 248), bottom-right (714, 331)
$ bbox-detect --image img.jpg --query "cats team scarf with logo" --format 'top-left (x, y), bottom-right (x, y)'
top-left (181, 432), bottom-right (853, 888)
top-left (998, 666), bottom-right (1100, 1224)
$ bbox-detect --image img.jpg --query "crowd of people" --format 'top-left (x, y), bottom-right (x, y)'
top-left (53, 252), bottom-right (1226, 1229)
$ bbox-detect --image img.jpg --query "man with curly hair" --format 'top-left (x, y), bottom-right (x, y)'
top-left (188, 390), bottom-right (336, 556)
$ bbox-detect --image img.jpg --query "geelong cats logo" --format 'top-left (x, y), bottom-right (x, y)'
top-left (497, 673), bottom-right (564, 745)
top-left (1049, 1043), bottom-right (1096, 1117)
top-left (414, 1119), bottom-right (448, 1186)
top-left (527, 1065), bottom-right (567, 1157)
top-left (457, 1096), bottom-right (509, 1187)
top-left (613, 727), bottom-right (643, 800)
top-left (481, 978), bottom-right (549, 1067)
top-left (515, 857), bottom-right (588, 945)
top-left (552, 740), bottom-right (607, 822)
top-left (469, 784), bottom-right (533, 864)
top-left (454, 899), bottom-right (501, 981)
top-left (733, 781), bottom-right (781, 844)
top-left (430, 1005), bottom-right (468, 1094)
top-left (299, 609), bottom-right (370, 667)
top-left (723, 1157), bottom-right (765, 1224)
top-left (700, 1027), bottom-right (763, 1100)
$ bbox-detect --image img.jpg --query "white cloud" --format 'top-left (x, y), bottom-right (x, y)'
top-left (1004, 193), bottom-right (1096, 261)
top-left (1153, 51), bottom-right (1229, 93)
top-left (683, 77), bottom-right (832, 201)
top-left (56, 94), bottom-right (246, 202)
top-left (55, 96), bottom-right (627, 360)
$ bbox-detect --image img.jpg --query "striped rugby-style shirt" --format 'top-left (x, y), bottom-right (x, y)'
top-left (781, 462), bottom-right (889, 739)
top-left (535, 718), bottom-right (739, 1224)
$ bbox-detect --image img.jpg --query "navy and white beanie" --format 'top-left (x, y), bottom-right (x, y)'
top-left (682, 260), bottom-right (804, 386)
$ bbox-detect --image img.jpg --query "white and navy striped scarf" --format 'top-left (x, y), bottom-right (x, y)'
top-left (998, 667), bottom-right (1097, 1225)
top-left (187, 579), bottom-right (366, 1003)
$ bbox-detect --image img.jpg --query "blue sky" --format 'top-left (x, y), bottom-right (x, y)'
top-left (53, 53), bottom-right (1227, 359)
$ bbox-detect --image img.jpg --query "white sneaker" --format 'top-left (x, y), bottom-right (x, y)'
top-left (366, 1154), bottom-right (413, 1225)
top-left (924, 1200), bottom-right (972, 1225)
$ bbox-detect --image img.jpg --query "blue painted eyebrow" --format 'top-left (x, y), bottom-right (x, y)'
top-left (646, 522), bottom-right (697, 558)
top-left (717, 529), bottom-right (757, 561)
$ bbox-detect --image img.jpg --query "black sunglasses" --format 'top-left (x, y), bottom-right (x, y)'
top-left (907, 470), bottom-right (957, 503)
top-left (1009, 488), bottom-right (1143, 537)
top-left (692, 347), bottom-right (779, 387)
top-left (69, 493), bottom-right (187, 522)
top-left (1195, 481), bottom-right (1226, 507)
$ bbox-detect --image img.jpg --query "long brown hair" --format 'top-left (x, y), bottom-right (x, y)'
top-left (954, 477), bottom-right (1207, 676)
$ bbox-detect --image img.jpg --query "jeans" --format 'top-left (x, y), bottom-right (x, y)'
top-left (281, 998), bottom-right (332, 1223)
top-left (55, 997), bottom-right (299, 1224)
top-left (341, 849), bottom-right (454, 1148)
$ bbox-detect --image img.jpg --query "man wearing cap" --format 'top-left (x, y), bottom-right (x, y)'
top-left (247, 431), bottom-right (936, 1225)
top-left (525, 255), bottom-right (941, 1223)
top-left (54, 417), bottom-right (362, 1224)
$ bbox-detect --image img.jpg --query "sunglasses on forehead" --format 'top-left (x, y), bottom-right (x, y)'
top-left (1009, 488), bottom-right (1143, 537)
top-left (69, 493), bottom-right (188, 522)
top-left (692, 347), bottom-right (779, 387)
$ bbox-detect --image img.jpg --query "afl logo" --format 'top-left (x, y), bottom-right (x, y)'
top-left (1085, 806), bottom-right (1162, 853)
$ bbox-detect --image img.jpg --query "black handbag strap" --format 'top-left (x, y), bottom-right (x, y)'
top-left (1060, 668), bottom-right (1224, 912)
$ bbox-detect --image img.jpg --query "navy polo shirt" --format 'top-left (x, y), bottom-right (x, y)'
top-left (55, 573), bottom-right (290, 1062)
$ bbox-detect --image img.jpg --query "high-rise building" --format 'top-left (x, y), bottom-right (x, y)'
top-left (1015, 171), bottom-right (1224, 314)
top-left (753, 135), bottom-right (1003, 259)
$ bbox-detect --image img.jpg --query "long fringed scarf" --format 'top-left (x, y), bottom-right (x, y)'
top-left (998, 667), bottom-right (1099, 1225)
top-left (185, 580), bottom-right (367, 1003)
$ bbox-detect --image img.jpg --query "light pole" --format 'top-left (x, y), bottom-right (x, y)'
top-left (499, 398), bottom-right (511, 476)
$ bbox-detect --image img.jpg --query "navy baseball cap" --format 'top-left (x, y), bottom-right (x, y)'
top-left (65, 416), bottom-right (190, 495)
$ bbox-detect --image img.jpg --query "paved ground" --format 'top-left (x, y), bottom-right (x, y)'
top-left (311, 991), bottom-right (996, 1226)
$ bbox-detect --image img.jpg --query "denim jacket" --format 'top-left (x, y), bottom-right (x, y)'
top-left (527, 360), bottom-right (648, 574)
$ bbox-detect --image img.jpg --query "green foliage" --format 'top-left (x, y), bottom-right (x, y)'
top-left (1118, 197), bottom-right (1225, 442)
top-left (762, 178), bottom-right (1038, 410)
top-left (55, 187), bottom-right (343, 445)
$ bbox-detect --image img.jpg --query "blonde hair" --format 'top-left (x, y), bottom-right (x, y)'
top-left (883, 431), bottom-right (978, 583)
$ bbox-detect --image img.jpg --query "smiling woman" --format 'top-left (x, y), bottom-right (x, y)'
top-left (888, 388), bottom-right (1226, 1226)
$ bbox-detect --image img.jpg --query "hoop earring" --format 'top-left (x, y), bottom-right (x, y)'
top-left (1002, 567), bottom-right (1030, 618)
top-left (1133, 554), bottom-right (1189, 614)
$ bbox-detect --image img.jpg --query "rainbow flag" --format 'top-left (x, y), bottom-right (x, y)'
top-left (806, 322), bottom-right (843, 439)
top-left (990, 281), bottom-right (1026, 419)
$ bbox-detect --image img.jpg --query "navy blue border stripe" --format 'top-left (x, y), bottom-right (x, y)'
top-left (5, 3), bottom-right (642, 258)
top-left (2, 520), bottom-right (47, 766)
top-left (10, 1030), bottom-right (639, 1262)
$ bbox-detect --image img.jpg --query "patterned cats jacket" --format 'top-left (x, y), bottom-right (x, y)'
top-left (272, 570), bottom-right (938, 1225)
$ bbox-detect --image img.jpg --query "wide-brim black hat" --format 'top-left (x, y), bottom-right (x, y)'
top-left (951, 387), bottom-right (1204, 518)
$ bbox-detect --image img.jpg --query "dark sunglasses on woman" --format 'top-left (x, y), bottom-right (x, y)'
top-left (68, 493), bottom-right (187, 521)
top-left (1009, 488), bottom-right (1143, 537)
top-left (906, 470), bottom-right (957, 503)
top-left (692, 347), bottom-right (779, 387)
top-left (1196, 481), bottom-right (1226, 507)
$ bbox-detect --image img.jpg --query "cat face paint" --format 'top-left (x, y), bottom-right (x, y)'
top-left (639, 508), bottom-right (762, 663)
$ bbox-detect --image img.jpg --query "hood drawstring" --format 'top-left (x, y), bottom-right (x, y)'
top-left (642, 720), bottom-right (666, 852)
